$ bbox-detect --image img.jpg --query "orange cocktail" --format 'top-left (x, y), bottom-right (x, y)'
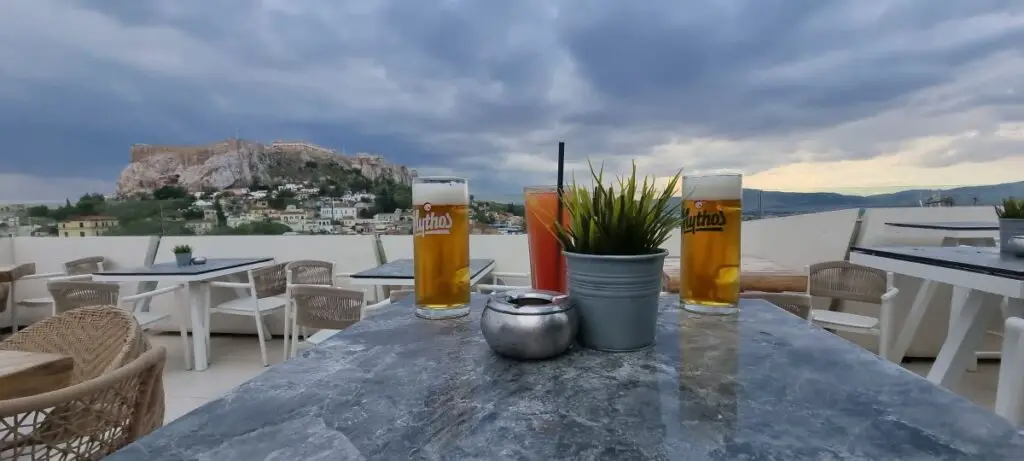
top-left (524, 186), bottom-right (569, 293)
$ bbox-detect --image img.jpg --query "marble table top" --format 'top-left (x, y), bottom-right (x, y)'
top-left (885, 221), bottom-right (999, 231)
top-left (109, 295), bottom-right (1024, 460)
top-left (350, 258), bottom-right (495, 280)
top-left (852, 246), bottom-right (1024, 279)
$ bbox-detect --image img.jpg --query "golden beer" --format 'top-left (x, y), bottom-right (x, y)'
top-left (412, 177), bottom-right (471, 319)
top-left (680, 174), bottom-right (742, 314)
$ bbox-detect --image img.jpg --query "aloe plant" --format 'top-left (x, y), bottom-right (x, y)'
top-left (553, 160), bottom-right (682, 256)
top-left (996, 197), bottom-right (1024, 219)
top-left (172, 244), bottom-right (193, 254)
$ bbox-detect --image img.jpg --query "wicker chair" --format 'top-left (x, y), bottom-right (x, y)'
top-left (740, 292), bottom-right (812, 320)
top-left (9, 258), bottom-right (106, 332)
top-left (208, 262), bottom-right (289, 366)
top-left (286, 284), bottom-right (364, 358)
top-left (0, 305), bottom-right (146, 383)
top-left (807, 261), bottom-right (899, 361)
top-left (0, 346), bottom-right (167, 460)
top-left (46, 280), bottom-right (192, 370)
top-left (0, 282), bottom-right (8, 315)
top-left (283, 260), bottom-right (335, 361)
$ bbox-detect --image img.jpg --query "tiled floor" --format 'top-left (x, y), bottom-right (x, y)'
top-left (150, 333), bottom-right (291, 424)
top-left (149, 334), bottom-right (1005, 425)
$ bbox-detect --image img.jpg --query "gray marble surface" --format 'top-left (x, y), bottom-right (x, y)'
top-left (852, 245), bottom-right (1024, 278)
top-left (885, 221), bottom-right (999, 231)
top-left (351, 258), bottom-right (494, 280)
top-left (98, 258), bottom-right (273, 276)
top-left (109, 295), bottom-right (1024, 460)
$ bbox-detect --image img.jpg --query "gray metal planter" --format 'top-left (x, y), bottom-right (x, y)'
top-left (999, 219), bottom-right (1024, 255)
top-left (564, 249), bottom-right (667, 352)
top-left (175, 253), bottom-right (193, 267)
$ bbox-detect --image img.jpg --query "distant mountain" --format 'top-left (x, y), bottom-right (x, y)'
top-left (115, 139), bottom-right (416, 196)
top-left (672, 181), bottom-right (1024, 213)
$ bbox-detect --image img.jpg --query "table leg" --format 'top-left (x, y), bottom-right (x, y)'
top-left (890, 280), bottom-right (938, 364)
top-left (949, 286), bottom-right (979, 371)
top-left (927, 289), bottom-right (1003, 389)
top-left (187, 281), bottom-right (210, 371)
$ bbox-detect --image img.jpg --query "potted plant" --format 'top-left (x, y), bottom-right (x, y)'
top-left (553, 161), bottom-right (682, 351)
top-left (996, 198), bottom-right (1024, 255)
top-left (172, 244), bottom-right (193, 267)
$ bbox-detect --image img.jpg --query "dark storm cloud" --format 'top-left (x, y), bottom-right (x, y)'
top-left (1, 0), bottom-right (1023, 199)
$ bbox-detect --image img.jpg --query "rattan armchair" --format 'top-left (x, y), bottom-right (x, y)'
top-left (286, 284), bottom-right (364, 358)
top-left (8, 258), bottom-right (106, 332)
top-left (283, 260), bottom-right (335, 361)
top-left (46, 280), bottom-right (192, 370)
top-left (807, 261), bottom-right (899, 361)
top-left (740, 292), bottom-right (812, 320)
top-left (0, 346), bottom-right (167, 460)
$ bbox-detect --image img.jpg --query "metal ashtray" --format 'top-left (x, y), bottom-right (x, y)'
top-left (480, 290), bottom-right (577, 360)
top-left (190, 257), bottom-right (208, 265)
top-left (1006, 236), bottom-right (1024, 257)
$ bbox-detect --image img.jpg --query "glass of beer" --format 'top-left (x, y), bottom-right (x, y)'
top-left (524, 186), bottom-right (569, 293)
top-left (412, 177), bottom-right (471, 319)
top-left (680, 173), bottom-right (742, 315)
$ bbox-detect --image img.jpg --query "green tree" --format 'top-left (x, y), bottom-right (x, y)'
top-left (213, 199), bottom-right (228, 227)
top-left (26, 205), bottom-right (50, 218)
top-left (358, 208), bottom-right (373, 219)
top-left (153, 185), bottom-right (188, 200)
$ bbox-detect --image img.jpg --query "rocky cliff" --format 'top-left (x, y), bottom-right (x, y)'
top-left (115, 139), bottom-right (416, 196)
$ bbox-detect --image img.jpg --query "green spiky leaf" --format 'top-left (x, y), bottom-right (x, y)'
top-left (552, 160), bottom-right (682, 255)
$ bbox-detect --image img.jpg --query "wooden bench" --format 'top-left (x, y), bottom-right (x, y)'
top-left (662, 255), bottom-right (808, 294)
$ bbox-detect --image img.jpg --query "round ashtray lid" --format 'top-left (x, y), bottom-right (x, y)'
top-left (190, 257), bottom-right (208, 265)
top-left (485, 289), bottom-right (570, 315)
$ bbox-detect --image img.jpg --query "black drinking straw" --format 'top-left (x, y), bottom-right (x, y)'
top-left (556, 142), bottom-right (566, 289)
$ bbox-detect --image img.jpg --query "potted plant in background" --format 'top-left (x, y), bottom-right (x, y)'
top-left (996, 198), bottom-right (1024, 255)
top-left (173, 244), bottom-right (193, 267)
top-left (553, 161), bottom-right (682, 351)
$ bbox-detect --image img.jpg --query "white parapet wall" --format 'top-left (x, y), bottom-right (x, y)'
top-left (4, 206), bottom-right (1002, 357)
top-left (0, 236), bottom-right (13, 266)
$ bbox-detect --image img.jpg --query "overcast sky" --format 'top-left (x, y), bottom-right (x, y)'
top-left (1, 0), bottom-right (1023, 202)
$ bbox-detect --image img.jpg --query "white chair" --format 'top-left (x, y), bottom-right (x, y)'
top-left (207, 262), bottom-right (289, 367)
top-left (996, 316), bottom-right (1024, 427)
top-left (287, 284), bottom-right (365, 358)
top-left (8, 258), bottom-right (104, 331)
top-left (474, 271), bottom-right (532, 293)
top-left (45, 279), bottom-right (192, 369)
top-left (807, 261), bottom-right (900, 361)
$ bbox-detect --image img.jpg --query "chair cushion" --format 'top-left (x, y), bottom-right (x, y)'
top-left (810, 309), bottom-right (879, 330)
top-left (17, 297), bottom-right (54, 307)
top-left (211, 295), bottom-right (287, 314)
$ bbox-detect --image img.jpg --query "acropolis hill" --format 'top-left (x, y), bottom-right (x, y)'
top-left (115, 138), bottom-right (416, 196)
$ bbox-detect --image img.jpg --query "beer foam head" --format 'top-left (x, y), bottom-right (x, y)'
top-left (683, 174), bottom-right (742, 200)
top-left (413, 177), bottom-right (469, 206)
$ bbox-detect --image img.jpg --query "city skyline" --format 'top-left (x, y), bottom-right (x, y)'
top-left (1, 0), bottom-right (1023, 201)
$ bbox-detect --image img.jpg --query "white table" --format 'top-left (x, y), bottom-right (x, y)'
top-left (349, 259), bottom-right (496, 294)
top-left (850, 246), bottom-right (1024, 389)
top-left (93, 258), bottom-right (275, 371)
top-left (884, 221), bottom-right (998, 245)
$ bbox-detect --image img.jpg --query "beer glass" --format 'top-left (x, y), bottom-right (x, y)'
top-left (412, 177), bottom-right (471, 319)
top-left (524, 186), bottom-right (568, 293)
top-left (680, 173), bottom-right (742, 314)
